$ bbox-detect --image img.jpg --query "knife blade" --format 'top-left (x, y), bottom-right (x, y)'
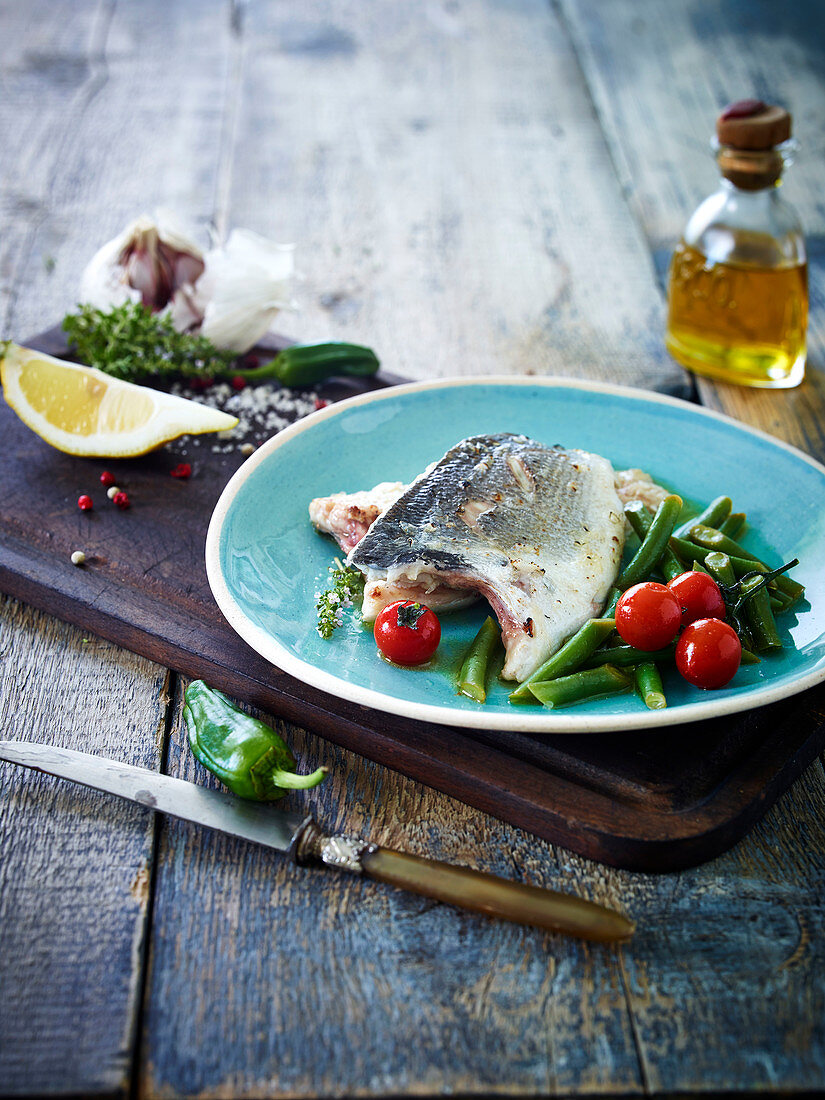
top-left (0, 739), bottom-right (634, 942)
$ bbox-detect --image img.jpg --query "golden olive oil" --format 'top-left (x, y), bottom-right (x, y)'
top-left (666, 241), bottom-right (807, 388)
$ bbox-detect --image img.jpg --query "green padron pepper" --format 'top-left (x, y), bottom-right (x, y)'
top-left (183, 681), bottom-right (328, 801)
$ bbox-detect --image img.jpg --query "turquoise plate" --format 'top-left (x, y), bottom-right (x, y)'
top-left (206, 378), bottom-right (825, 733)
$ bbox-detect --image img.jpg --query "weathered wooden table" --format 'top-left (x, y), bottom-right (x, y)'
top-left (2, 2), bottom-right (824, 1097)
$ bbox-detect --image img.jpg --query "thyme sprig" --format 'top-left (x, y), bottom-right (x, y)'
top-left (62, 301), bottom-right (237, 382)
top-left (316, 559), bottom-right (364, 639)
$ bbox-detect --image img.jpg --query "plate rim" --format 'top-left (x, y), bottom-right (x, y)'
top-left (205, 375), bottom-right (825, 733)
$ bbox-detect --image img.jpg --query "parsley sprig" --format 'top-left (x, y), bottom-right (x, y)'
top-left (62, 302), bottom-right (237, 382)
top-left (316, 559), bottom-right (364, 639)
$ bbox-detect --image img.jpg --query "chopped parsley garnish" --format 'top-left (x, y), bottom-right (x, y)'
top-left (316, 559), bottom-right (364, 639)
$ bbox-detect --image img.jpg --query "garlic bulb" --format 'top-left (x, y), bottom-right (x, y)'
top-left (199, 229), bottom-right (295, 353)
top-left (79, 216), bottom-right (295, 354)
top-left (80, 212), bottom-right (205, 315)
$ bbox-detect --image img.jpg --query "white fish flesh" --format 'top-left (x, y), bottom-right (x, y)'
top-left (347, 433), bottom-right (625, 681)
top-left (309, 482), bottom-right (406, 554)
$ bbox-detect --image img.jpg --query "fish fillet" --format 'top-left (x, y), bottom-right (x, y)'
top-left (310, 467), bottom-right (661, 555)
top-left (348, 433), bottom-right (625, 681)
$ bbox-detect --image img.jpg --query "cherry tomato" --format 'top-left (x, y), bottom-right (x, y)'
top-left (615, 582), bottom-right (682, 651)
top-left (675, 618), bottom-right (741, 689)
top-left (667, 570), bottom-right (726, 627)
top-left (374, 600), bottom-right (441, 665)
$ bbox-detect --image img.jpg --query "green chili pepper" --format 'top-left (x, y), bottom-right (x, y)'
top-left (236, 343), bottom-right (380, 387)
top-left (183, 681), bottom-right (328, 801)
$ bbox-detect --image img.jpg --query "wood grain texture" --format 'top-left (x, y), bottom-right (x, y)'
top-left (0, 0), bottom-right (232, 1094)
top-left (223, 0), bottom-right (688, 395)
top-left (0, 596), bottom-right (168, 1096)
top-left (140, 680), bottom-right (643, 1099)
top-left (139, 680), bottom-right (825, 1098)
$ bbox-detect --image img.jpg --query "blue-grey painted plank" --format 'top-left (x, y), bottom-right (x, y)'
top-left (0, 598), bottom-right (167, 1096)
top-left (0, 0), bottom-right (234, 1093)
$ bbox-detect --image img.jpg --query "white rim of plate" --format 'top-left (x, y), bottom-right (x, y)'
top-left (206, 376), bottom-right (825, 733)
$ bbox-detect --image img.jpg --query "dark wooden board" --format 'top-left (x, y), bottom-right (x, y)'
top-left (2, 326), bottom-right (824, 872)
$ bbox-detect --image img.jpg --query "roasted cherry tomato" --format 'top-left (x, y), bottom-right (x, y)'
top-left (675, 618), bottom-right (741, 689)
top-left (667, 570), bottom-right (727, 627)
top-left (615, 581), bottom-right (682, 651)
top-left (374, 600), bottom-right (441, 665)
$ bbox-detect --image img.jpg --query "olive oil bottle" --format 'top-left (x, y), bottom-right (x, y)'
top-left (666, 100), bottom-right (807, 388)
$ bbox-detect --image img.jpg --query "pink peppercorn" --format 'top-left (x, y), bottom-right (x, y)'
top-left (314, 397), bottom-right (329, 410)
top-left (100, 470), bottom-right (116, 488)
top-left (77, 495), bottom-right (93, 512)
top-left (171, 463), bottom-right (192, 479)
top-left (113, 491), bottom-right (130, 510)
top-left (231, 376), bottom-right (247, 391)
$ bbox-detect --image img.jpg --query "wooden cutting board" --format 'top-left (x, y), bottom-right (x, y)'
top-left (3, 327), bottom-right (824, 872)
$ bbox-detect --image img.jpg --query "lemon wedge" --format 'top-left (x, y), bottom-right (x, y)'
top-left (0, 343), bottom-right (238, 457)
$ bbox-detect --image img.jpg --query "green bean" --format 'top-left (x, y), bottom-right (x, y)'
top-left (509, 618), bottom-right (616, 704)
top-left (704, 551), bottom-right (736, 587)
top-left (703, 552), bottom-right (756, 649)
top-left (669, 536), bottom-right (765, 578)
top-left (527, 665), bottom-right (632, 709)
top-left (624, 502), bottom-right (685, 581)
top-left (674, 496), bottom-right (732, 539)
top-left (580, 643), bottom-right (676, 669)
top-left (634, 662), bottom-right (666, 710)
top-left (720, 512), bottom-right (747, 539)
top-left (738, 574), bottom-right (782, 652)
top-left (617, 494), bottom-right (683, 590)
top-left (458, 617), bottom-right (501, 703)
top-left (687, 525), bottom-right (804, 600)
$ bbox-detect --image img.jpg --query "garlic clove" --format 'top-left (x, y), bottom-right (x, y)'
top-left (122, 224), bottom-right (173, 309)
top-left (79, 213), bottom-right (205, 315)
top-left (79, 215), bottom-right (294, 352)
top-left (173, 249), bottom-right (205, 289)
top-left (200, 229), bottom-right (295, 352)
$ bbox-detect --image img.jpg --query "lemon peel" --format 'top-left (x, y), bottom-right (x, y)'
top-left (0, 343), bottom-right (238, 457)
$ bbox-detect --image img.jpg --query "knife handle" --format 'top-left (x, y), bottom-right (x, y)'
top-left (360, 847), bottom-right (632, 942)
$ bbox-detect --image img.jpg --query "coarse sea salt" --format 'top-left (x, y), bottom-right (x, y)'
top-left (170, 380), bottom-right (320, 454)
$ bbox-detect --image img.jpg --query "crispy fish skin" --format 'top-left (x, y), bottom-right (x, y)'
top-left (348, 433), bottom-right (625, 681)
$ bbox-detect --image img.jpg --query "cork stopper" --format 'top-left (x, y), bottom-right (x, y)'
top-left (715, 100), bottom-right (792, 190)
top-left (716, 100), bottom-right (791, 150)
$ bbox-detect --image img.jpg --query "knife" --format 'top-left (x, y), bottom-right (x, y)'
top-left (0, 739), bottom-right (633, 942)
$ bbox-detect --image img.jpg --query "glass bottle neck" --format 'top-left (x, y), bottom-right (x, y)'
top-left (713, 138), bottom-right (796, 192)
top-left (718, 178), bottom-right (781, 201)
